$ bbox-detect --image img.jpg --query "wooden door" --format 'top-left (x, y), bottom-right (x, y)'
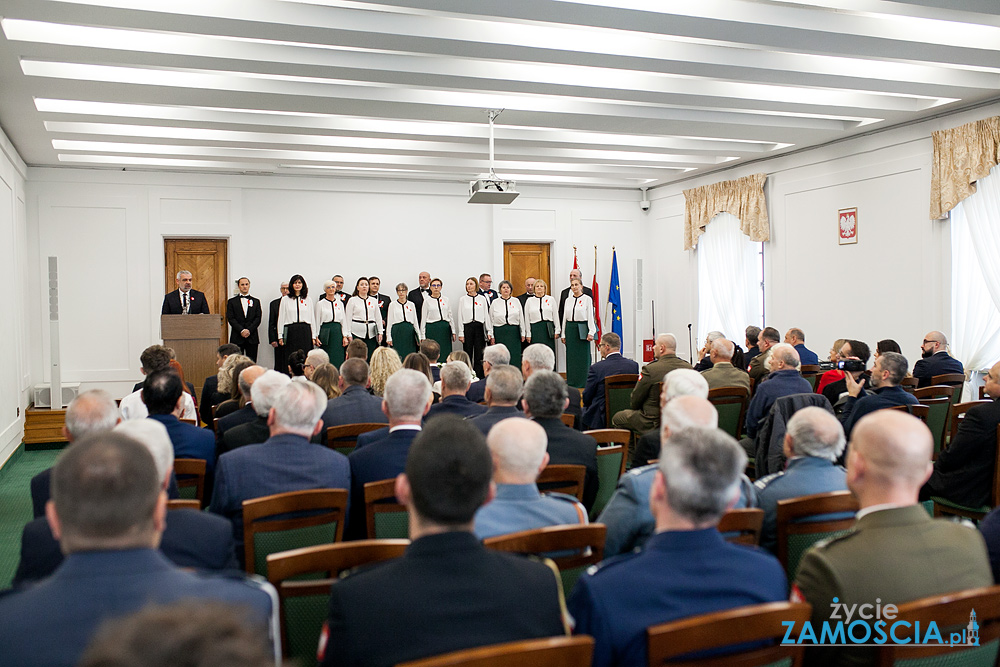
top-left (504, 243), bottom-right (551, 297)
top-left (164, 238), bottom-right (228, 344)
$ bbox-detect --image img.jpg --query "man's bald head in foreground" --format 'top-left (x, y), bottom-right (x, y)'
top-left (487, 418), bottom-right (549, 485)
top-left (847, 410), bottom-right (933, 507)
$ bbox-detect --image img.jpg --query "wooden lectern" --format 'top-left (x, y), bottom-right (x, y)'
top-left (161, 314), bottom-right (222, 400)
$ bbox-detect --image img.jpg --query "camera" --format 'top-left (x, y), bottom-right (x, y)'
top-left (640, 200), bottom-right (650, 212)
top-left (836, 359), bottom-right (866, 372)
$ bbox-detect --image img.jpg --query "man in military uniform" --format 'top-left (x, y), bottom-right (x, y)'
top-left (570, 426), bottom-right (786, 667)
top-left (794, 410), bottom-right (992, 667)
top-left (611, 333), bottom-right (692, 439)
top-left (747, 326), bottom-right (781, 385)
top-left (474, 417), bottom-right (586, 539)
top-left (700, 338), bottom-right (751, 392)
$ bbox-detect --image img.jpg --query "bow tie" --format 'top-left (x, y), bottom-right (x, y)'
top-left (240, 295), bottom-right (250, 299)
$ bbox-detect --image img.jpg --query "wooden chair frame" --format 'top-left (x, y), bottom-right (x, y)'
top-left (536, 464), bottom-right (587, 502)
top-left (242, 488), bottom-right (348, 575)
top-left (899, 376), bottom-right (919, 394)
top-left (483, 524), bottom-right (606, 573)
top-left (914, 396), bottom-right (951, 457)
top-left (364, 478), bottom-right (409, 539)
top-left (585, 429), bottom-right (630, 479)
top-left (560, 413), bottom-right (575, 428)
top-left (932, 373), bottom-right (966, 390)
top-left (887, 403), bottom-right (929, 423)
top-left (707, 387), bottom-right (750, 440)
top-left (166, 499), bottom-right (202, 511)
top-left (775, 491), bottom-right (859, 576)
top-left (397, 635), bottom-right (595, 667)
top-left (717, 508), bottom-right (764, 546)
top-left (948, 401), bottom-right (992, 445)
top-left (604, 373), bottom-right (640, 428)
top-left (647, 601), bottom-right (812, 666)
top-left (325, 422), bottom-right (387, 454)
top-left (914, 385), bottom-right (957, 402)
top-left (174, 458), bottom-right (206, 504)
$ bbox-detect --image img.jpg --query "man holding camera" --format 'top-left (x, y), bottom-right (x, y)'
top-left (839, 351), bottom-right (919, 438)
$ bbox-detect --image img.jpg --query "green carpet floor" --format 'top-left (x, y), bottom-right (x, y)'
top-left (0, 446), bottom-right (63, 588)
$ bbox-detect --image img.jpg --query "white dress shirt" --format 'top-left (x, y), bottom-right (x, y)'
top-left (525, 295), bottom-right (561, 336)
top-left (420, 296), bottom-right (456, 339)
top-left (315, 296), bottom-right (347, 330)
top-left (277, 295), bottom-right (318, 339)
top-left (490, 297), bottom-right (529, 338)
top-left (345, 295), bottom-right (384, 338)
top-left (561, 293), bottom-right (597, 338)
top-left (386, 300), bottom-right (420, 343)
top-left (120, 389), bottom-right (196, 421)
top-left (457, 293), bottom-right (494, 338)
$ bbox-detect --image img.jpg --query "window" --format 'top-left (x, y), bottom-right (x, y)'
top-left (696, 212), bottom-right (764, 347)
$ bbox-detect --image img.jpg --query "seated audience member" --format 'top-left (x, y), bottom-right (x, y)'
top-left (347, 369), bottom-right (433, 537)
top-left (612, 333), bottom-right (692, 438)
top-left (218, 370), bottom-right (291, 455)
top-left (913, 330), bottom-right (964, 388)
top-left (747, 326), bottom-right (781, 385)
top-left (743, 325), bottom-right (762, 368)
top-left (31, 389), bottom-right (120, 519)
top-left (840, 351), bottom-right (918, 438)
top-left (815, 337), bottom-right (848, 394)
top-left (425, 361), bottom-right (487, 421)
top-left (346, 338), bottom-right (369, 362)
top-left (467, 343), bottom-right (509, 404)
top-left (318, 417), bottom-right (565, 667)
top-left (209, 381), bottom-right (350, 564)
top-left (522, 370), bottom-right (599, 511)
top-left (474, 418), bottom-right (587, 540)
top-left (468, 365), bottom-right (528, 435)
top-left (419, 339), bottom-right (442, 383)
top-left (743, 344), bottom-right (812, 445)
top-left (369, 346), bottom-right (402, 397)
top-left (311, 362), bottom-right (341, 399)
top-left (794, 410), bottom-right (991, 667)
top-left (199, 343), bottom-right (241, 426)
top-left (319, 358), bottom-right (388, 430)
top-left (753, 407), bottom-right (848, 552)
top-left (120, 345), bottom-right (196, 421)
top-left (784, 327), bottom-right (819, 365)
top-left (402, 351), bottom-right (435, 386)
top-left (0, 431), bottom-right (273, 667)
top-left (79, 600), bottom-right (275, 667)
top-left (700, 338), bottom-right (751, 392)
top-left (215, 365), bottom-right (265, 446)
top-left (921, 360), bottom-right (1000, 508)
top-left (632, 369), bottom-right (709, 468)
top-left (305, 348), bottom-right (331, 380)
top-left (693, 331), bottom-right (725, 371)
top-left (874, 338), bottom-right (902, 357)
top-left (522, 343), bottom-right (584, 428)
top-left (287, 349), bottom-right (308, 379)
top-left (14, 419), bottom-right (238, 586)
top-left (570, 427), bottom-right (786, 667)
top-left (213, 357), bottom-right (254, 420)
top-left (821, 339), bottom-right (870, 409)
top-left (143, 369), bottom-right (216, 477)
top-left (581, 332), bottom-right (639, 430)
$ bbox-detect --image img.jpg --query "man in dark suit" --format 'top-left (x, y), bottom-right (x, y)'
top-left (557, 268), bottom-right (593, 324)
top-left (214, 365), bottom-right (265, 448)
top-left (419, 339), bottom-right (442, 383)
top-left (407, 271), bottom-right (431, 325)
top-left (143, 370), bottom-right (216, 478)
top-left (320, 359), bottom-right (388, 434)
top-left (318, 416), bottom-right (565, 667)
top-left (913, 330), bottom-right (965, 388)
top-left (368, 276), bottom-right (391, 344)
top-left (467, 344), bottom-right (508, 403)
top-left (425, 361), bottom-right (487, 421)
top-left (331, 274), bottom-right (349, 307)
top-left (795, 410), bottom-right (992, 667)
top-left (570, 427), bottom-right (787, 667)
top-left (477, 273), bottom-right (498, 304)
top-left (14, 418), bottom-right (238, 586)
top-left (200, 343), bottom-right (240, 427)
top-left (581, 332), bottom-right (639, 430)
top-left (839, 351), bottom-right (919, 438)
top-left (347, 369), bottom-right (433, 537)
top-left (218, 369), bottom-right (289, 455)
top-left (523, 369), bottom-right (599, 511)
top-left (922, 360), bottom-right (1000, 508)
top-left (161, 270), bottom-right (211, 315)
top-left (516, 276), bottom-right (535, 309)
top-left (0, 431), bottom-right (273, 667)
top-left (468, 365), bottom-right (527, 435)
top-left (226, 277), bottom-right (263, 361)
top-left (267, 281), bottom-right (289, 373)
top-left (209, 381), bottom-right (350, 565)
top-left (522, 343), bottom-right (583, 429)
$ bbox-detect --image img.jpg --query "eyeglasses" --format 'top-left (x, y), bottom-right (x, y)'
top-left (922, 339), bottom-right (936, 345)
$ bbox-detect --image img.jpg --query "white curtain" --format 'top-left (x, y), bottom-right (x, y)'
top-left (951, 165), bottom-right (1000, 400)
top-left (697, 212), bottom-right (763, 345)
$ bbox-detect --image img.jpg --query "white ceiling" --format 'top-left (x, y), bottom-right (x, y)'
top-left (0, 0), bottom-right (998, 190)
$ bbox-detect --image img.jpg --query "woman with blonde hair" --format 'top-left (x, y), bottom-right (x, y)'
top-left (369, 346), bottom-right (403, 397)
top-left (524, 278), bottom-right (559, 354)
top-left (311, 363), bottom-right (342, 400)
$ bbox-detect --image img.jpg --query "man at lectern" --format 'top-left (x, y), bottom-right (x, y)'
top-left (162, 270), bottom-right (210, 315)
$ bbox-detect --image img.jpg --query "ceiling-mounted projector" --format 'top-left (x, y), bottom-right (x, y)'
top-left (469, 178), bottom-right (518, 204)
top-left (468, 109), bottom-right (519, 204)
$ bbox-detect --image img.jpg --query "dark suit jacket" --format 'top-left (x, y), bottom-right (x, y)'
top-left (408, 287), bottom-right (431, 324)
top-left (148, 414), bottom-right (217, 475)
top-left (468, 405), bottom-right (526, 435)
top-left (425, 394), bottom-right (487, 422)
top-left (534, 416), bottom-right (599, 511)
top-left (558, 285), bottom-right (593, 323)
top-left (199, 375), bottom-right (227, 427)
top-left (219, 415), bottom-right (271, 455)
top-left (216, 403), bottom-right (257, 445)
top-left (32, 468), bottom-right (180, 519)
top-left (582, 352), bottom-right (640, 430)
top-left (320, 385), bottom-right (388, 435)
top-left (226, 294), bottom-right (263, 345)
top-left (13, 510), bottom-right (238, 586)
top-left (466, 378), bottom-right (487, 404)
top-left (320, 531), bottom-right (564, 667)
top-left (347, 427), bottom-right (420, 538)
top-left (0, 549), bottom-right (271, 667)
top-left (925, 398), bottom-right (1000, 507)
top-left (517, 292), bottom-right (531, 309)
top-left (912, 351), bottom-right (965, 388)
top-left (372, 293), bottom-right (390, 332)
top-left (161, 289), bottom-right (210, 315)
top-left (268, 297), bottom-right (282, 344)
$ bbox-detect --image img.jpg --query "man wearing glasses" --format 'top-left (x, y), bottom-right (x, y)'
top-left (912, 330), bottom-right (964, 388)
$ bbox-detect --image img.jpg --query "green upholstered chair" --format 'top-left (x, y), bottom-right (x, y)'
top-left (484, 524), bottom-right (606, 599)
top-left (584, 429), bottom-right (629, 518)
top-left (933, 425), bottom-right (1000, 523)
top-left (364, 478), bottom-right (410, 539)
top-left (325, 422), bottom-right (387, 457)
top-left (776, 490), bottom-right (859, 580)
top-left (604, 374), bottom-right (639, 429)
top-left (708, 387), bottom-right (750, 440)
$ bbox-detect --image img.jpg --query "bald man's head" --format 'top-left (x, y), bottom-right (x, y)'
top-left (487, 418), bottom-right (549, 484)
top-left (848, 410), bottom-right (933, 505)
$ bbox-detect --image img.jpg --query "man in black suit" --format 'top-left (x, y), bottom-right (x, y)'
top-left (425, 361), bottom-right (488, 421)
top-left (320, 358), bottom-right (388, 432)
top-left (200, 343), bottom-right (240, 427)
top-left (369, 276), bottom-right (391, 345)
top-left (523, 369), bottom-right (599, 511)
top-left (14, 418), bottom-right (238, 586)
top-left (225, 277), bottom-right (263, 361)
top-left (216, 365), bottom-right (269, 454)
top-left (267, 281), bottom-right (289, 373)
top-left (523, 343), bottom-right (583, 429)
top-left (468, 365), bottom-right (527, 435)
top-left (913, 330), bottom-right (965, 388)
top-left (477, 273), bottom-right (498, 304)
top-left (557, 268), bottom-right (593, 324)
top-left (318, 416), bottom-right (565, 667)
top-left (407, 271), bottom-right (431, 325)
top-left (921, 360), bottom-right (1000, 508)
top-left (161, 270), bottom-right (211, 315)
top-left (517, 277), bottom-right (535, 309)
top-left (581, 332), bottom-right (640, 430)
top-left (332, 274), bottom-right (349, 307)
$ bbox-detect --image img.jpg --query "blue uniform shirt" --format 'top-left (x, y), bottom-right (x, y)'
top-left (753, 456), bottom-right (848, 552)
top-left (474, 483), bottom-right (585, 540)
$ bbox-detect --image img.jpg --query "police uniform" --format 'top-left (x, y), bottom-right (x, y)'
top-left (473, 483), bottom-right (587, 540)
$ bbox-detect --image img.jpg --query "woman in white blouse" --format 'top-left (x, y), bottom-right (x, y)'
top-left (490, 279), bottom-right (528, 368)
top-left (561, 277), bottom-right (597, 389)
top-left (420, 277), bottom-right (455, 358)
top-left (315, 279), bottom-right (350, 368)
top-left (277, 274), bottom-right (317, 362)
top-left (457, 277), bottom-right (493, 379)
top-left (525, 278), bottom-right (560, 354)
top-left (387, 282), bottom-right (421, 359)
top-left (345, 277), bottom-right (383, 360)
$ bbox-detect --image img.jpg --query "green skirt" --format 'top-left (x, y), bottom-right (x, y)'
top-left (564, 321), bottom-right (591, 389)
top-left (494, 324), bottom-right (522, 369)
top-left (391, 321), bottom-right (420, 360)
top-left (354, 334), bottom-right (379, 360)
top-left (530, 321), bottom-right (556, 355)
top-left (318, 321), bottom-right (345, 368)
top-left (425, 320), bottom-right (452, 358)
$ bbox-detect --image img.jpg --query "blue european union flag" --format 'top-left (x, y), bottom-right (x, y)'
top-left (608, 250), bottom-right (622, 337)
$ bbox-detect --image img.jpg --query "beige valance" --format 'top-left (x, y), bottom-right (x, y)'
top-left (929, 116), bottom-right (1000, 219)
top-left (683, 173), bottom-right (769, 251)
